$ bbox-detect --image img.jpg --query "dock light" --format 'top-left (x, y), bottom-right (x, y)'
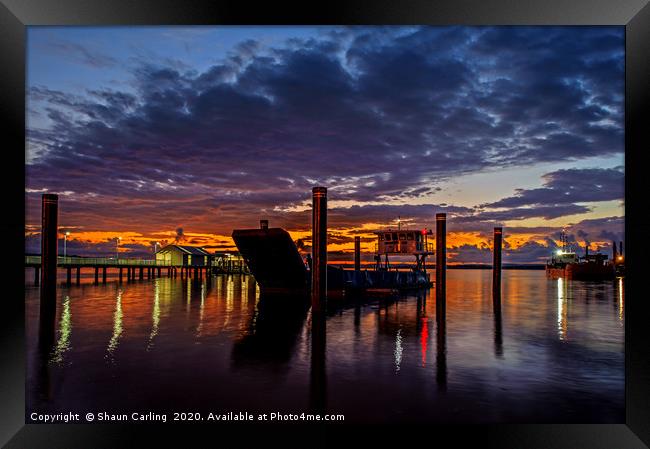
top-left (617, 256), bottom-right (623, 261)
top-left (556, 250), bottom-right (563, 255)
top-left (64, 231), bottom-right (70, 257)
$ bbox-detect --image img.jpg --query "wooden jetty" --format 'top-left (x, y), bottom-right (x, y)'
top-left (25, 254), bottom-right (250, 286)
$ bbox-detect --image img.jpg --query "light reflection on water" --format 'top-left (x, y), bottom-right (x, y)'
top-left (26, 270), bottom-right (624, 423)
top-left (105, 289), bottom-right (123, 363)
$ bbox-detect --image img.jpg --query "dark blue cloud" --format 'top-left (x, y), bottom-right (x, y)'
top-left (482, 167), bottom-right (624, 209)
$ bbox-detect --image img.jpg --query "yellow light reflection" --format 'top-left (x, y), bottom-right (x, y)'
top-left (186, 278), bottom-right (191, 314)
top-left (222, 276), bottom-right (235, 330)
top-left (106, 289), bottom-right (123, 361)
top-left (196, 282), bottom-right (206, 336)
top-left (557, 278), bottom-right (567, 341)
top-left (51, 295), bottom-right (72, 364)
top-left (394, 328), bottom-right (403, 373)
top-left (147, 280), bottom-right (160, 351)
top-left (618, 277), bottom-right (624, 323)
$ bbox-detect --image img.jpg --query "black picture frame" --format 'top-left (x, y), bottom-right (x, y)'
top-left (1, 1), bottom-right (649, 447)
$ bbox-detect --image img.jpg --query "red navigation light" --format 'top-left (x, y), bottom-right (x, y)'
top-left (421, 229), bottom-right (427, 235)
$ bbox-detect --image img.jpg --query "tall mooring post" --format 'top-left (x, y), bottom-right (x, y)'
top-left (311, 187), bottom-right (327, 312)
top-left (493, 227), bottom-right (503, 297)
top-left (41, 194), bottom-right (59, 293)
top-left (40, 194), bottom-right (58, 347)
top-left (435, 213), bottom-right (446, 302)
top-left (354, 236), bottom-right (361, 271)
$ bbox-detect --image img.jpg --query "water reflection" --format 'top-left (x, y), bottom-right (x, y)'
top-left (231, 295), bottom-right (309, 367)
top-left (435, 287), bottom-right (447, 391)
top-left (420, 315), bottom-right (428, 367)
top-left (196, 281), bottom-right (206, 337)
top-left (106, 289), bottom-right (123, 362)
top-left (26, 271), bottom-right (624, 423)
top-left (310, 309), bottom-right (327, 413)
top-left (493, 290), bottom-right (503, 358)
top-left (618, 277), bottom-right (624, 323)
top-left (557, 278), bottom-right (568, 341)
top-left (51, 295), bottom-right (72, 364)
top-left (394, 328), bottom-right (403, 373)
top-left (147, 281), bottom-right (160, 350)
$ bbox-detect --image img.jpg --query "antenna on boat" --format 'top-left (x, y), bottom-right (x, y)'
top-left (397, 215), bottom-right (401, 231)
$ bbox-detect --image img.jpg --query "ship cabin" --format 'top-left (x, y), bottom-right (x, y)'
top-left (549, 249), bottom-right (579, 267)
top-left (155, 245), bottom-right (212, 267)
top-left (375, 229), bottom-right (433, 254)
top-left (374, 229), bottom-right (433, 272)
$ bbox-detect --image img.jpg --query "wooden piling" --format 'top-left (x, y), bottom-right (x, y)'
top-left (66, 267), bottom-right (72, 285)
top-left (435, 213), bottom-right (446, 300)
top-left (76, 267), bottom-right (80, 284)
top-left (94, 267), bottom-right (99, 284)
top-left (139, 267), bottom-right (143, 280)
top-left (40, 194), bottom-right (58, 317)
top-left (493, 227), bottom-right (502, 297)
top-left (354, 236), bottom-right (361, 271)
top-left (34, 266), bottom-right (40, 286)
top-left (119, 267), bottom-right (123, 282)
top-left (102, 267), bottom-right (107, 283)
top-left (311, 187), bottom-right (327, 312)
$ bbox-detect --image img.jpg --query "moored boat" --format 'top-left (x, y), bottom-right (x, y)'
top-left (546, 231), bottom-right (615, 280)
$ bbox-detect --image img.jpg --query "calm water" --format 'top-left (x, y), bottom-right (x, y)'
top-left (26, 269), bottom-right (625, 423)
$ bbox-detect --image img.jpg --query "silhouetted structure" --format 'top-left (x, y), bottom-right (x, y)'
top-left (493, 227), bottom-right (503, 297)
top-left (354, 236), bottom-right (361, 271)
top-left (312, 187), bottom-right (327, 312)
top-left (435, 213), bottom-right (446, 302)
top-left (39, 194), bottom-right (58, 348)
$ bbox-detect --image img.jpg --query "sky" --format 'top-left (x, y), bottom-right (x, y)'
top-left (25, 26), bottom-right (625, 264)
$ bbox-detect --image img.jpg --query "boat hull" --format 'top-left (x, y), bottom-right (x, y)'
top-left (546, 263), bottom-right (615, 280)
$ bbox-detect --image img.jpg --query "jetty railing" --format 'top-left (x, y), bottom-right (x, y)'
top-left (26, 255), bottom-right (172, 267)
